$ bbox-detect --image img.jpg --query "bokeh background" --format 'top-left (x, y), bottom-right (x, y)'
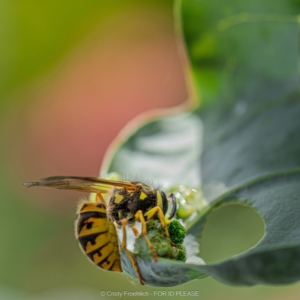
top-left (1, 0), bottom-right (300, 299)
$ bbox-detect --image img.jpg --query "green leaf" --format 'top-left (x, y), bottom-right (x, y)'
top-left (180, 0), bottom-right (300, 106)
top-left (103, 0), bottom-right (300, 286)
top-left (106, 111), bottom-right (203, 187)
top-left (189, 170), bottom-right (300, 285)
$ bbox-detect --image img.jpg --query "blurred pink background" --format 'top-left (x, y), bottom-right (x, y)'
top-left (3, 3), bottom-right (187, 213)
top-left (1, 1), bottom-right (300, 299)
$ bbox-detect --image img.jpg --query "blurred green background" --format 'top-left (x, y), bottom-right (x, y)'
top-left (1, 0), bottom-right (300, 299)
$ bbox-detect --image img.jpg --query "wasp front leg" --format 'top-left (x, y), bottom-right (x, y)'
top-left (95, 193), bottom-right (105, 203)
top-left (144, 206), bottom-right (170, 238)
top-left (134, 210), bottom-right (158, 262)
top-left (131, 226), bottom-right (139, 237)
top-left (120, 219), bottom-right (144, 285)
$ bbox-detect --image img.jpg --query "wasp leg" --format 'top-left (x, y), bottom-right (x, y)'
top-left (134, 210), bottom-right (158, 263)
top-left (132, 226), bottom-right (139, 237)
top-left (144, 206), bottom-right (170, 238)
top-left (95, 193), bottom-right (105, 203)
top-left (120, 219), bottom-right (144, 285)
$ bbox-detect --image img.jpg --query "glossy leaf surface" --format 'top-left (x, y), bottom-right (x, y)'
top-left (104, 0), bottom-right (300, 286)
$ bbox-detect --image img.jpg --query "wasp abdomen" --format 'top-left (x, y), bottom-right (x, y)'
top-left (76, 202), bottom-right (122, 272)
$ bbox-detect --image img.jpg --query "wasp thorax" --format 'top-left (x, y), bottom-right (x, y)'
top-left (108, 184), bottom-right (169, 226)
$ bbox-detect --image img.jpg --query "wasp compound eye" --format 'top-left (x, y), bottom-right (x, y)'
top-left (168, 193), bottom-right (177, 220)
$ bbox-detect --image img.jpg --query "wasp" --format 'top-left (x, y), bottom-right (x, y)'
top-left (23, 175), bottom-right (177, 285)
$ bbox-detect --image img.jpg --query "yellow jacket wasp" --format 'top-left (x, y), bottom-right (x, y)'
top-left (23, 175), bottom-right (178, 285)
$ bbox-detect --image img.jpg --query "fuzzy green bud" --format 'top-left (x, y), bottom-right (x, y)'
top-left (134, 219), bottom-right (186, 261)
top-left (168, 219), bottom-right (186, 246)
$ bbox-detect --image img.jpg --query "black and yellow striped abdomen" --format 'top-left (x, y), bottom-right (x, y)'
top-left (76, 202), bottom-right (122, 272)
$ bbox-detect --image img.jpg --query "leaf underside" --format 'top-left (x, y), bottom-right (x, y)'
top-left (104, 0), bottom-right (300, 286)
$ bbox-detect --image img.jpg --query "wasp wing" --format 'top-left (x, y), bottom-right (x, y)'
top-left (23, 175), bottom-right (139, 193)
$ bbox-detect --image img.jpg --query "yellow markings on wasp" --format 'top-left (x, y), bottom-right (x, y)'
top-left (80, 203), bottom-right (106, 214)
top-left (101, 252), bottom-right (118, 269)
top-left (156, 191), bottom-right (163, 210)
top-left (118, 211), bottom-right (122, 219)
top-left (92, 243), bottom-right (114, 264)
top-left (77, 217), bottom-right (108, 237)
top-left (140, 192), bottom-right (147, 200)
top-left (114, 193), bottom-right (124, 204)
top-left (85, 232), bottom-right (110, 254)
top-left (112, 260), bottom-right (122, 272)
top-left (76, 200), bottom-right (122, 272)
